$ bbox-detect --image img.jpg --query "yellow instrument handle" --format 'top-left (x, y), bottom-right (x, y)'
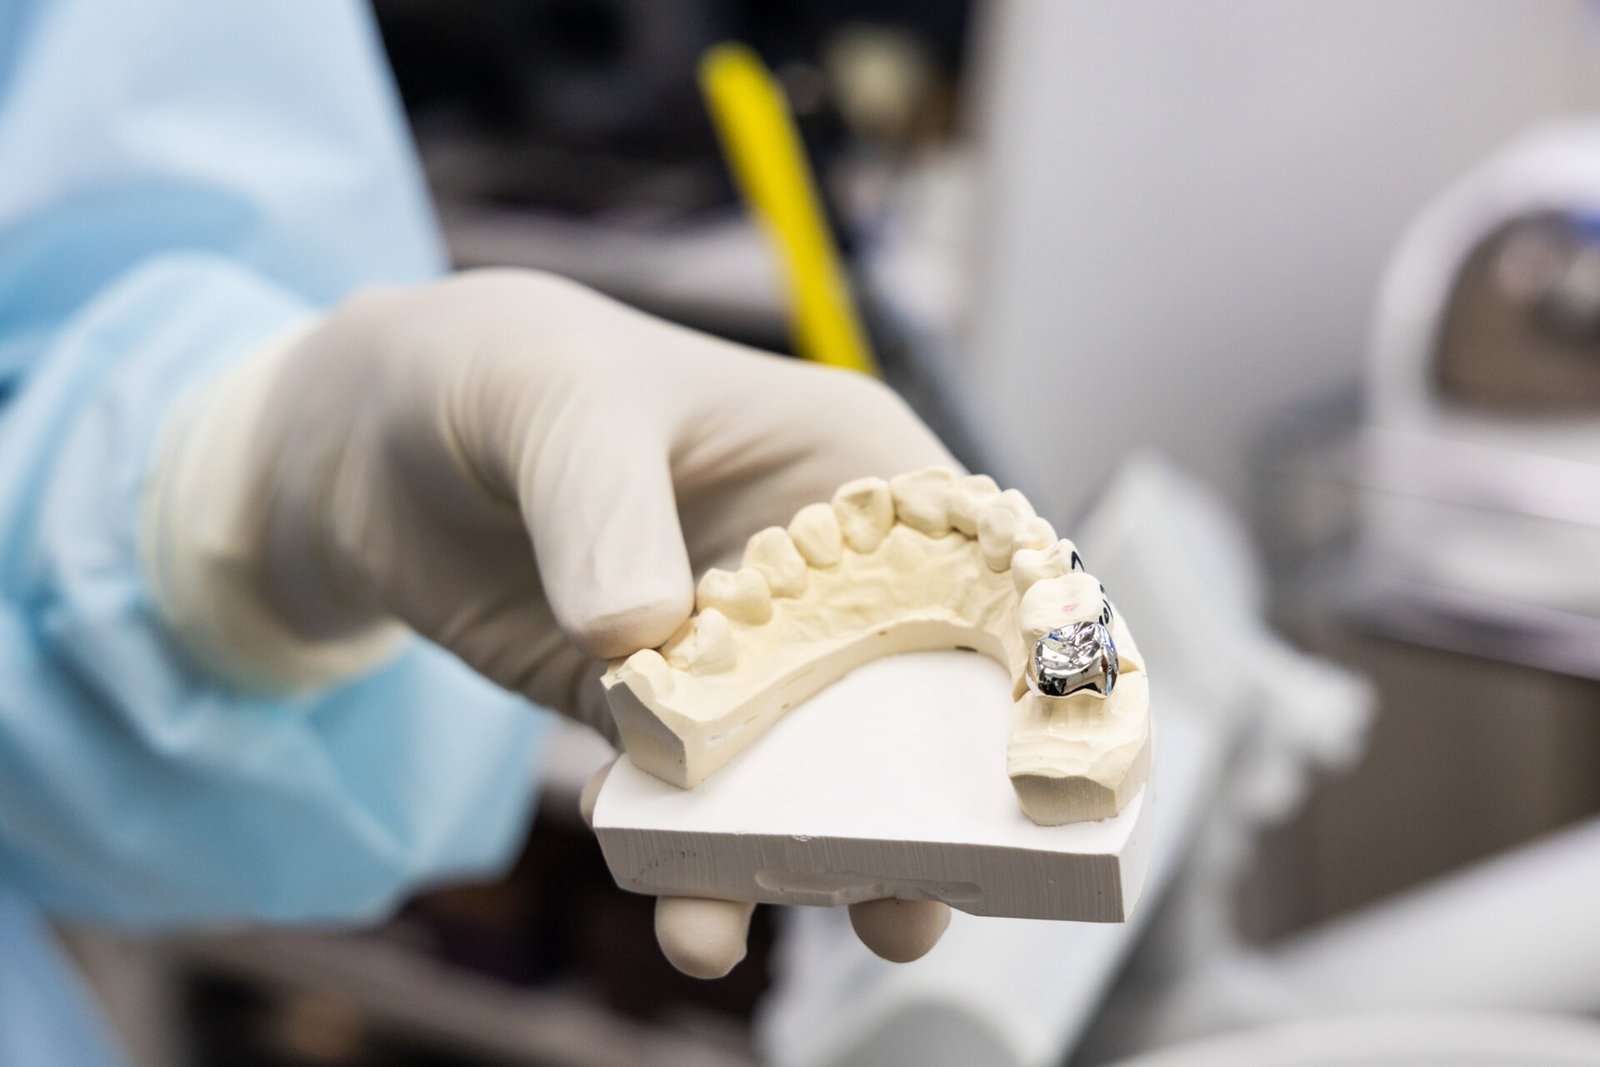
top-left (699, 42), bottom-right (880, 376)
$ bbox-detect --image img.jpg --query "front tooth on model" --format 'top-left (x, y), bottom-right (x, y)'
top-left (948, 474), bottom-right (1001, 536)
top-left (1017, 572), bottom-right (1105, 641)
top-left (978, 489), bottom-right (1036, 570)
top-left (742, 527), bottom-right (809, 598)
top-left (672, 609), bottom-right (738, 674)
top-left (832, 476), bottom-right (895, 553)
top-left (1013, 537), bottom-right (1080, 593)
top-left (695, 567), bottom-right (773, 625)
top-left (788, 503), bottom-right (844, 568)
top-left (889, 466), bottom-right (957, 536)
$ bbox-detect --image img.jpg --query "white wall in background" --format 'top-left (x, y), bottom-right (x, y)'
top-left (961, 0), bottom-right (1600, 519)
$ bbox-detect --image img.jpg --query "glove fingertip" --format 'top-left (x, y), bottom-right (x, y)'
top-left (564, 587), bottom-right (692, 661)
top-left (849, 898), bottom-right (951, 963)
top-left (655, 897), bottom-right (755, 979)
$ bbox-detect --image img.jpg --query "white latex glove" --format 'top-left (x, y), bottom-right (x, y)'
top-left (141, 269), bottom-right (955, 977)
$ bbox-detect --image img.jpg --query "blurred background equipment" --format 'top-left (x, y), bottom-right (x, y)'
top-left (697, 41), bottom-right (880, 376)
top-left (381, 0), bottom-right (971, 347)
top-left (959, 0), bottom-right (1600, 520)
top-left (55, 2), bottom-right (1600, 1065)
top-left (1364, 121), bottom-right (1600, 643)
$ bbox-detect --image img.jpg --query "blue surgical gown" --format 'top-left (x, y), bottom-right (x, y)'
top-left (0, 3), bottom-right (549, 1063)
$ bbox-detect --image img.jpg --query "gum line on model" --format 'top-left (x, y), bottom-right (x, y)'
top-left (603, 467), bottom-right (1151, 828)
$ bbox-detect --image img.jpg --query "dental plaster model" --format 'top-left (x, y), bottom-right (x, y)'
top-left (591, 649), bottom-right (1155, 922)
top-left (602, 468), bottom-right (1151, 827)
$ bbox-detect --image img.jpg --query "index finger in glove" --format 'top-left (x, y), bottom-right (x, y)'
top-left (445, 273), bottom-right (955, 653)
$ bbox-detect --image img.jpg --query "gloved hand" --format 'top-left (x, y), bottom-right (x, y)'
top-left (141, 269), bottom-right (957, 977)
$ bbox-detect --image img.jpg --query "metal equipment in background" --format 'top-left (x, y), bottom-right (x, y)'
top-left (1235, 121), bottom-right (1600, 953)
top-left (1361, 121), bottom-right (1600, 668)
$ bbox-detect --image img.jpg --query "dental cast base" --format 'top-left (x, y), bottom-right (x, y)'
top-left (602, 469), bottom-right (1150, 826)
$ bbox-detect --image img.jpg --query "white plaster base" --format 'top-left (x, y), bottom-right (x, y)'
top-left (593, 650), bottom-right (1154, 922)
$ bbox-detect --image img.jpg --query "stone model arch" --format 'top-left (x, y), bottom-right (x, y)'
top-left (602, 468), bottom-right (1151, 826)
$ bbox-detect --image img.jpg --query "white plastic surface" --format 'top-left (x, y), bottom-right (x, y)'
top-left (756, 697), bottom-right (1211, 1067)
top-left (593, 650), bottom-right (1152, 922)
top-left (1101, 1012), bottom-right (1600, 1067)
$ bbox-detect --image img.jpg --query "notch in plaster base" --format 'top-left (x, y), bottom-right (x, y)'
top-left (593, 650), bottom-right (1154, 922)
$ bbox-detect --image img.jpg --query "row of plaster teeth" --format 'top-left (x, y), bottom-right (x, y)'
top-left (629, 468), bottom-right (1089, 682)
top-left (687, 468), bottom-right (981, 636)
top-left (890, 468), bottom-right (1061, 573)
top-left (945, 474), bottom-right (1125, 665)
top-left (795, 468), bottom-right (1064, 573)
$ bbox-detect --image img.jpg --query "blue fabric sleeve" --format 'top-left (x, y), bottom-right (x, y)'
top-left (0, 0), bottom-right (549, 927)
top-left (0, 886), bottom-right (129, 1066)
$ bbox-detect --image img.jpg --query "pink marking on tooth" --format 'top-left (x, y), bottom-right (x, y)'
top-left (1062, 602), bottom-right (1078, 612)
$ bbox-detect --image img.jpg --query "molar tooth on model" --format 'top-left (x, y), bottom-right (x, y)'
top-left (1017, 572), bottom-right (1105, 641)
top-left (695, 567), bottom-right (772, 625)
top-left (1012, 515), bottom-right (1057, 554)
top-left (977, 489), bottom-right (1035, 570)
top-left (742, 526), bottom-right (808, 598)
top-left (889, 466), bottom-right (957, 536)
top-left (787, 502), bottom-right (843, 568)
top-left (831, 476), bottom-right (895, 553)
top-left (1012, 537), bottom-right (1078, 593)
top-left (664, 608), bottom-right (737, 675)
top-left (947, 474), bottom-right (1001, 536)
